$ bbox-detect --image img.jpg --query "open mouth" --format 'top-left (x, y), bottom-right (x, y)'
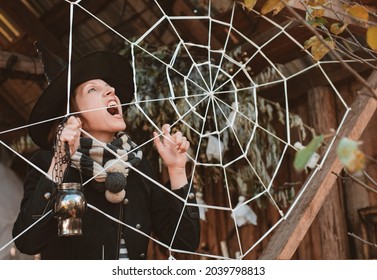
top-left (107, 100), bottom-right (120, 116)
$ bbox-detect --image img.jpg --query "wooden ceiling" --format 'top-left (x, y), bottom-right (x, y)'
top-left (0, 0), bottom-right (375, 147)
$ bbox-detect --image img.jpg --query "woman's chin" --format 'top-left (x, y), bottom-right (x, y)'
top-left (113, 121), bottom-right (126, 132)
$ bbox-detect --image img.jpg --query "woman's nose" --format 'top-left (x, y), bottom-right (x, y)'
top-left (105, 85), bottom-right (115, 96)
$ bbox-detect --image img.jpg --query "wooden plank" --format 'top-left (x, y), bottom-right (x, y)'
top-left (40, 0), bottom-right (110, 38)
top-left (259, 70), bottom-right (377, 259)
top-left (0, 0), bottom-right (62, 53)
top-left (258, 59), bottom-right (372, 104)
top-left (335, 81), bottom-right (372, 259)
top-left (172, 0), bottom-right (222, 49)
top-left (0, 50), bottom-right (43, 77)
top-left (306, 86), bottom-right (349, 259)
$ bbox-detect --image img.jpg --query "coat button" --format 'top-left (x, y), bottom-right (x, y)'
top-left (43, 192), bottom-right (51, 200)
top-left (136, 224), bottom-right (141, 230)
top-left (123, 198), bottom-right (129, 205)
top-left (188, 192), bottom-right (195, 200)
top-left (140, 253), bottom-right (145, 259)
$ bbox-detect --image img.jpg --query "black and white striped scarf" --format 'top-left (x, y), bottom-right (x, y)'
top-left (70, 132), bottom-right (143, 203)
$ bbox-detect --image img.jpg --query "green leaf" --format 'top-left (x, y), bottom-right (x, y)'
top-left (307, 17), bottom-right (328, 28)
top-left (293, 135), bottom-right (324, 172)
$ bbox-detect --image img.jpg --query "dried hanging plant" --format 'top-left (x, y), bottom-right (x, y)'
top-left (121, 43), bottom-right (308, 207)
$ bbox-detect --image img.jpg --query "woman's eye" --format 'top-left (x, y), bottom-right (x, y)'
top-left (88, 87), bottom-right (96, 93)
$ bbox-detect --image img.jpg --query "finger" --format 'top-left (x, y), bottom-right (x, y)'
top-left (76, 117), bottom-right (82, 128)
top-left (60, 128), bottom-right (74, 140)
top-left (173, 131), bottom-right (183, 147)
top-left (66, 116), bottom-right (82, 129)
top-left (153, 131), bottom-right (165, 153)
top-left (66, 116), bottom-right (76, 125)
top-left (174, 132), bottom-right (185, 150)
top-left (162, 124), bottom-right (171, 134)
top-left (61, 127), bottom-right (80, 142)
top-left (60, 122), bottom-right (81, 153)
top-left (178, 137), bottom-right (189, 153)
top-left (60, 133), bottom-right (77, 147)
top-left (64, 124), bottom-right (79, 132)
top-left (64, 118), bottom-right (82, 133)
top-left (161, 125), bottom-right (175, 146)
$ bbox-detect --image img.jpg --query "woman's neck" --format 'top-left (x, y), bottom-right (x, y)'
top-left (82, 131), bottom-right (115, 143)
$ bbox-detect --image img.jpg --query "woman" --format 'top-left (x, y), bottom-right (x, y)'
top-left (12, 48), bottom-right (200, 259)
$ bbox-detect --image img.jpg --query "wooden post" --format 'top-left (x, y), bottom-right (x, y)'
top-left (337, 82), bottom-right (372, 259)
top-left (259, 70), bottom-right (377, 259)
top-left (302, 86), bottom-right (349, 259)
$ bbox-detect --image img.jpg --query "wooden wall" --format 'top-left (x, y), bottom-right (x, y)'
top-left (146, 78), bottom-right (377, 260)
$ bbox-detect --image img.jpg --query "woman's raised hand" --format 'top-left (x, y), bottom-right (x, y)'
top-left (153, 124), bottom-right (190, 189)
top-left (59, 116), bottom-right (82, 156)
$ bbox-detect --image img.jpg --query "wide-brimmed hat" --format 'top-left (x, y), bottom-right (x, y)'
top-left (29, 43), bottom-right (134, 150)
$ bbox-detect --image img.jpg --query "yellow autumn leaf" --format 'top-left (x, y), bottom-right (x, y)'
top-left (312, 39), bottom-right (335, 61)
top-left (304, 36), bottom-right (335, 61)
top-left (366, 26), bottom-right (377, 51)
top-left (261, 0), bottom-right (286, 15)
top-left (307, 0), bottom-right (326, 5)
top-left (311, 8), bottom-right (325, 18)
top-left (346, 4), bottom-right (369, 22)
top-left (244, 0), bottom-right (258, 10)
top-left (306, 0), bottom-right (326, 18)
top-left (330, 23), bottom-right (349, 35)
top-left (304, 35), bottom-right (318, 50)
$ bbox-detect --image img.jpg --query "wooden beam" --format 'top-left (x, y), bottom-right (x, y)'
top-left (173, 0), bottom-right (222, 49)
top-left (305, 86), bottom-right (349, 259)
top-left (0, 50), bottom-right (43, 78)
top-left (0, 0), bottom-right (62, 53)
top-left (256, 52), bottom-right (373, 104)
top-left (259, 70), bottom-right (377, 260)
top-left (40, 0), bottom-right (110, 38)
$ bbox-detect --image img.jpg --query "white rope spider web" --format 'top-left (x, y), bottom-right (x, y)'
top-left (1, 0), bottom-right (368, 260)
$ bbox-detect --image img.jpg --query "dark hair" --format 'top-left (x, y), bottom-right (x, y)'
top-left (46, 89), bottom-right (79, 149)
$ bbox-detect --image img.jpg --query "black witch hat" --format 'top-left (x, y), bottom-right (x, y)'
top-left (29, 42), bottom-right (134, 150)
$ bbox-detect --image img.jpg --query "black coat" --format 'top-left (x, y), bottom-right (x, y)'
top-left (12, 150), bottom-right (200, 259)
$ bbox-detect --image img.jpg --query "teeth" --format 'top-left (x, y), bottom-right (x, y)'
top-left (106, 100), bottom-right (119, 115)
top-left (108, 101), bottom-right (117, 107)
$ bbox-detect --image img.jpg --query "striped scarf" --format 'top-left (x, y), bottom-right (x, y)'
top-left (70, 132), bottom-right (143, 203)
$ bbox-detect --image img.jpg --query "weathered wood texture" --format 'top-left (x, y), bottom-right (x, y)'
top-left (0, 51), bottom-right (43, 77)
top-left (299, 86), bottom-right (349, 259)
top-left (259, 70), bottom-right (377, 260)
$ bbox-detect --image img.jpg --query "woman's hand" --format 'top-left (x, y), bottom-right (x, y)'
top-left (153, 124), bottom-right (190, 189)
top-left (58, 116), bottom-right (82, 156)
top-left (47, 116), bottom-right (82, 182)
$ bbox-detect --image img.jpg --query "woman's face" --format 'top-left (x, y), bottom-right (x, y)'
top-left (74, 79), bottom-right (126, 142)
